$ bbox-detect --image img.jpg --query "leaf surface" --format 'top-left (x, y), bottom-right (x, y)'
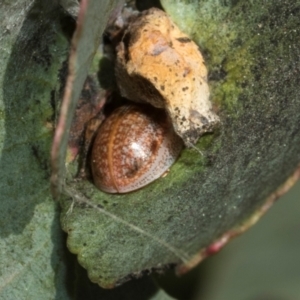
top-left (0, 1), bottom-right (73, 298)
top-left (58, 0), bottom-right (300, 289)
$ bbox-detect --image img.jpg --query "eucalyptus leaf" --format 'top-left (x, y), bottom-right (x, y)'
top-left (59, 0), bottom-right (300, 288)
top-left (70, 262), bottom-right (175, 300)
top-left (0, 1), bottom-right (71, 298)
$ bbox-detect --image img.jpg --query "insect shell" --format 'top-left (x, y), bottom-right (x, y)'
top-left (91, 104), bottom-right (183, 193)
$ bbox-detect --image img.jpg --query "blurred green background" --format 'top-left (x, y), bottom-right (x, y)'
top-left (156, 180), bottom-right (300, 300)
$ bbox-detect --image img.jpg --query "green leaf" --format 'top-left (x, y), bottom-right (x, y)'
top-left (70, 262), bottom-right (176, 299)
top-left (59, 0), bottom-right (300, 288)
top-left (0, 1), bottom-right (70, 298)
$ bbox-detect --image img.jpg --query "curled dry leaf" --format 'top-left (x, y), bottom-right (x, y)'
top-left (115, 8), bottom-right (219, 147)
top-left (67, 77), bottom-right (105, 163)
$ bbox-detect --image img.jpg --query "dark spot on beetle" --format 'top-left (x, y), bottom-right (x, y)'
top-left (150, 140), bottom-right (159, 154)
top-left (160, 85), bottom-right (165, 91)
top-left (83, 243), bottom-right (87, 246)
top-left (94, 168), bottom-right (103, 179)
top-left (154, 76), bottom-right (157, 82)
top-left (125, 158), bottom-right (142, 178)
top-left (90, 230), bottom-right (95, 234)
top-left (176, 37), bottom-right (191, 43)
top-left (182, 87), bottom-right (189, 91)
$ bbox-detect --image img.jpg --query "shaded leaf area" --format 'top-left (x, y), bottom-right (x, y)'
top-left (51, 0), bottom-right (119, 196)
top-left (68, 258), bottom-right (174, 300)
top-left (60, 0), bottom-right (300, 289)
top-left (0, 1), bottom-right (71, 298)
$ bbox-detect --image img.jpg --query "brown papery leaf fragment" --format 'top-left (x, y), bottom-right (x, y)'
top-left (115, 8), bottom-right (219, 147)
